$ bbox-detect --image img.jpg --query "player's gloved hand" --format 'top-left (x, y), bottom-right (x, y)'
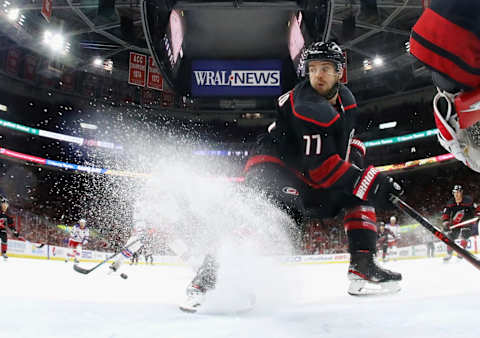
top-left (443, 221), bottom-right (451, 231)
top-left (352, 165), bottom-right (403, 209)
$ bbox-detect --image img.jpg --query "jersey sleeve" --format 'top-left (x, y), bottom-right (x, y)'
top-left (338, 85), bottom-right (366, 168)
top-left (7, 215), bottom-right (15, 229)
top-left (442, 204), bottom-right (452, 227)
top-left (410, 0), bottom-right (480, 89)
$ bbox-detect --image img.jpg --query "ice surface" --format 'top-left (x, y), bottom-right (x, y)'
top-left (1, 256), bottom-right (479, 338)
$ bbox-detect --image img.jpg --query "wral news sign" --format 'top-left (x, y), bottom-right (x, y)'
top-left (191, 60), bottom-right (282, 96)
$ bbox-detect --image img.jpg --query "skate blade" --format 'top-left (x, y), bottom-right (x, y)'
top-left (180, 294), bottom-right (256, 315)
top-left (179, 304), bottom-right (200, 313)
top-left (348, 280), bottom-right (401, 296)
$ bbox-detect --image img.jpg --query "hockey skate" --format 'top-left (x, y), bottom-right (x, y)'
top-left (443, 251), bottom-right (453, 262)
top-left (2, 253), bottom-right (8, 261)
top-left (347, 251), bottom-right (402, 296)
top-left (179, 255), bottom-right (218, 313)
top-left (109, 261), bottom-right (121, 273)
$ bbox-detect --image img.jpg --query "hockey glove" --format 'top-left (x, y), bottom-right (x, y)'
top-left (352, 166), bottom-right (403, 209)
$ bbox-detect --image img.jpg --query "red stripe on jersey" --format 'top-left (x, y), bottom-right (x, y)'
top-left (290, 91), bottom-right (340, 127)
top-left (321, 161), bottom-right (351, 188)
top-left (410, 36), bottom-right (480, 88)
top-left (243, 155), bottom-right (286, 173)
top-left (441, 214), bottom-right (449, 221)
top-left (344, 206), bottom-right (376, 223)
top-left (344, 220), bottom-right (378, 232)
top-left (244, 154), bottom-right (353, 190)
top-left (413, 9), bottom-right (480, 71)
top-left (343, 103), bottom-right (357, 111)
top-left (309, 154), bottom-right (342, 182)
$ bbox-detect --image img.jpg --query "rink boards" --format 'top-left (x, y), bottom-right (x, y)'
top-left (6, 236), bottom-right (479, 265)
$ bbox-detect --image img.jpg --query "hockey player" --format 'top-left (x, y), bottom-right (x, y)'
top-left (0, 197), bottom-right (20, 260)
top-left (143, 229), bottom-right (155, 265)
top-left (441, 185), bottom-right (480, 262)
top-left (377, 222), bottom-right (396, 262)
top-left (385, 216), bottom-right (400, 258)
top-left (409, 0), bottom-right (480, 172)
top-left (65, 219), bottom-right (89, 263)
top-left (181, 42), bottom-right (404, 311)
top-left (109, 221), bottom-right (150, 277)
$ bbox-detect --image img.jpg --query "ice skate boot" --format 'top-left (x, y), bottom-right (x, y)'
top-left (74, 257), bottom-right (79, 264)
top-left (179, 254), bottom-right (218, 313)
top-left (109, 261), bottom-right (121, 273)
top-left (348, 250), bottom-right (402, 296)
top-left (2, 253), bottom-right (8, 261)
top-left (443, 251), bottom-right (453, 262)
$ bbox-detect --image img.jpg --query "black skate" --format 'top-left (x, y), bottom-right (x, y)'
top-left (2, 253), bottom-right (8, 261)
top-left (179, 254), bottom-right (218, 313)
top-left (109, 261), bottom-right (120, 273)
top-left (443, 251), bottom-right (453, 262)
top-left (347, 251), bottom-right (402, 296)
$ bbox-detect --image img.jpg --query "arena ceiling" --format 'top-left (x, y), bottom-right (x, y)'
top-left (1, 0), bottom-right (432, 112)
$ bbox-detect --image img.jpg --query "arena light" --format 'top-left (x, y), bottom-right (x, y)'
top-left (0, 104), bottom-right (7, 112)
top-left (6, 7), bottom-right (18, 21)
top-left (379, 121), bottom-right (397, 129)
top-left (80, 122), bottom-right (98, 130)
top-left (43, 30), bottom-right (70, 55)
top-left (93, 58), bottom-right (103, 67)
top-left (373, 56), bottom-right (384, 66)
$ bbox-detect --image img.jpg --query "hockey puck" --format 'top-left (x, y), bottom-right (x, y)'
top-left (120, 273), bottom-right (128, 279)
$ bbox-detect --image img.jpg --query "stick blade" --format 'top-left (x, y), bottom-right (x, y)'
top-left (73, 264), bottom-right (92, 274)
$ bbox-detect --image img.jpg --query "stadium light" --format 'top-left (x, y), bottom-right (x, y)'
top-left (6, 7), bottom-right (18, 21)
top-left (80, 122), bottom-right (98, 130)
top-left (373, 56), bottom-right (383, 66)
top-left (0, 104), bottom-right (7, 112)
top-left (43, 30), bottom-right (70, 55)
top-left (93, 58), bottom-right (103, 67)
top-left (379, 121), bottom-right (397, 129)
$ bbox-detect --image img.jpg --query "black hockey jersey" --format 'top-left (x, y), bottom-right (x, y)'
top-left (245, 80), bottom-right (365, 191)
top-left (441, 195), bottom-right (480, 228)
top-left (410, 0), bottom-right (480, 89)
top-left (0, 212), bottom-right (14, 230)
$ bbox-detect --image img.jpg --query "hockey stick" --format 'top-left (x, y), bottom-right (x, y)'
top-left (73, 239), bottom-right (140, 275)
top-left (390, 195), bottom-right (480, 271)
top-left (15, 236), bottom-right (45, 249)
top-left (450, 217), bottom-right (479, 230)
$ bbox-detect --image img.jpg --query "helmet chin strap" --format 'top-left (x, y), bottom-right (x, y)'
top-left (323, 81), bottom-right (339, 100)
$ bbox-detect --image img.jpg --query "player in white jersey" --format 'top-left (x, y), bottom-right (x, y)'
top-left (65, 219), bottom-right (89, 263)
top-left (108, 221), bottom-right (151, 278)
top-left (385, 216), bottom-right (400, 260)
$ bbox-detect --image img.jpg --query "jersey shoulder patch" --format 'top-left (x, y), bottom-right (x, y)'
top-left (338, 84), bottom-right (358, 111)
top-left (291, 82), bottom-right (339, 127)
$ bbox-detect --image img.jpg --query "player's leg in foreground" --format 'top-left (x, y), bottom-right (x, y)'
top-left (345, 205), bottom-right (402, 296)
top-left (179, 253), bottom-right (218, 313)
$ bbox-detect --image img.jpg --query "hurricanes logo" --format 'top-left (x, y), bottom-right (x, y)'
top-left (453, 210), bottom-right (465, 224)
top-left (282, 187), bottom-right (299, 196)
